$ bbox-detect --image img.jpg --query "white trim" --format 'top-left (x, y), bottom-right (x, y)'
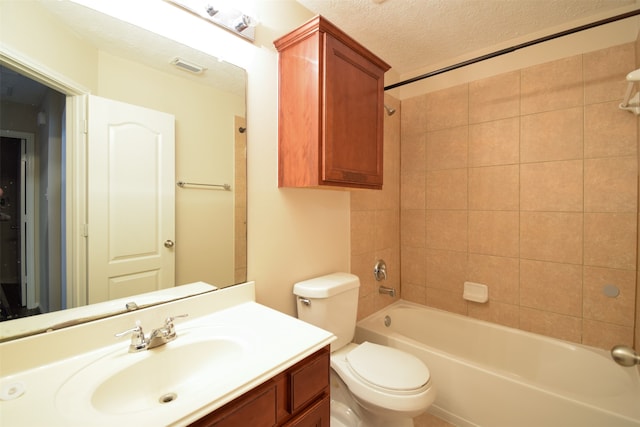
top-left (1, 45), bottom-right (89, 309)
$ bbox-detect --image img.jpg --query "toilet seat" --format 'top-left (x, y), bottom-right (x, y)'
top-left (346, 342), bottom-right (430, 392)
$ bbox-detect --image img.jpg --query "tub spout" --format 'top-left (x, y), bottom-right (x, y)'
top-left (611, 345), bottom-right (640, 367)
top-left (379, 285), bottom-right (396, 297)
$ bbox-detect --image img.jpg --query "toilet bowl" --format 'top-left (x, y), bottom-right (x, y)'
top-left (332, 342), bottom-right (435, 420)
top-left (293, 273), bottom-right (436, 427)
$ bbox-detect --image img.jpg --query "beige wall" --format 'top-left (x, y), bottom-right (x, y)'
top-left (399, 42), bottom-right (638, 351)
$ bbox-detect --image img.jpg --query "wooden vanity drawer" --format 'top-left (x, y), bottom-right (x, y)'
top-left (283, 394), bottom-right (330, 427)
top-left (191, 382), bottom-right (277, 427)
top-left (289, 347), bottom-right (329, 413)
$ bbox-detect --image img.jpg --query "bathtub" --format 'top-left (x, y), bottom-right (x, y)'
top-left (355, 301), bottom-right (640, 427)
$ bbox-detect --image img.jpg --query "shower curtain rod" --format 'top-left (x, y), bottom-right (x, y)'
top-left (384, 9), bottom-right (640, 91)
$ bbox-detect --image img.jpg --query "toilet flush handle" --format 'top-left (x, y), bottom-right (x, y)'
top-left (298, 297), bottom-right (311, 306)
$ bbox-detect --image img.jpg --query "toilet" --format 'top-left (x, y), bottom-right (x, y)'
top-left (293, 273), bottom-right (435, 427)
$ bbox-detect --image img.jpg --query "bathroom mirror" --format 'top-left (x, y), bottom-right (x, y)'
top-left (0, 1), bottom-right (247, 341)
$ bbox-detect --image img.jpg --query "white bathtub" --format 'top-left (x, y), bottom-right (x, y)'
top-left (355, 301), bottom-right (640, 427)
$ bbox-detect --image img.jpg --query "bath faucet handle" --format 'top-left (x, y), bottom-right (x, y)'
top-left (115, 321), bottom-right (147, 352)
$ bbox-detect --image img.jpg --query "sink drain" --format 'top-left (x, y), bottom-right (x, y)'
top-left (159, 392), bottom-right (178, 404)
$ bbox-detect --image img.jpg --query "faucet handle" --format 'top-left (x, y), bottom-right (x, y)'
top-left (164, 314), bottom-right (189, 337)
top-left (115, 321), bottom-right (147, 352)
top-left (165, 314), bottom-right (189, 324)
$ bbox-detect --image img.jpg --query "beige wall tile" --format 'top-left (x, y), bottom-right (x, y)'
top-left (401, 94), bottom-right (428, 136)
top-left (583, 319), bottom-right (634, 348)
top-left (426, 210), bottom-right (468, 252)
top-left (520, 160), bottom-right (583, 212)
top-left (351, 188), bottom-right (378, 211)
top-left (425, 84), bottom-right (469, 131)
top-left (426, 168), bottom-right (468, 210)
top-left (467, 301), bottom-right (520, 328)
top-left (351, 252), bottom-right (377, 298)
top-left (401, 132), bottom-right (426, 173)
top-left (584, 212), bottom-right (637, 270)
top-left (469, 117), bottom-right (520, 167)
top-left (426, 287), bottom-right (467, 315)
top-left (520, 212), bottom-right (583, 264)
top-left (401, 209), bottom-right (426, 248)
top-left (468, 211), bottom-right (519, 257)
top-left (584, 43), bottom-right (635, 105)
top-left (520, 259), bottom-right (582, 316)
top-left (585, 101), bottom-right (638, 158)
top-left (426, 126), bottom-right (468, 171)
top-left (520, 107), bottom-right (583, 163)
top-left (468, 254), bottom-right (519, 304)
top-left (401, 245), bottom-right (426, 286)
top-left (401, 173), bottom-right (426, 210)
top-left (393, 43), bottom-right (637, 351)
top-left (402, 282), bottom-right (427, 305)
top-left (520, 307), bottom-right (582, 343)
top-left (351, 210), bottom-right (376, 255)
top-left (357, 292), bottom-right (376, 320)
top-left (583, 266), bottom-right (636, 326)
top-left (380, 178), bottom-right (400, 211)
top-left (469, 70), bottom-right (520, 124)
top-left (521, 55), bottom-right (583, 115)
top-left (469, 165), bottom-right (519, 211)
top-left (425, 248), bottom-right (467, 293)
top-left (584, 156), bottom-right (638, 213)
top-left (375, 209), bottom-right (399, 250)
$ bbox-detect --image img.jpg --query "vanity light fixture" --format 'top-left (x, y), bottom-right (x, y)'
top-left (166, 0), bottom-right (257, 41)
top-left (171, 57), bottom-right (206, 74)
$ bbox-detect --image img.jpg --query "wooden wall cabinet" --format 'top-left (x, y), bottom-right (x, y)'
top-left (189, 346), bottom-right (330, 427)
top-left (274, 16), bottom-right (391, 190)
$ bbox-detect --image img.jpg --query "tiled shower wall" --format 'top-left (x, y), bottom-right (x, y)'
top-left (351, 95), bottom-right (402, 321)
top-left (399, 42), bottom-right (638, 350)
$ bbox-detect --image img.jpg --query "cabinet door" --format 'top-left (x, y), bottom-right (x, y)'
top-left (323, 33), bottom-right (384, 189)
top-left (283, 395), bottom-right (330, 427)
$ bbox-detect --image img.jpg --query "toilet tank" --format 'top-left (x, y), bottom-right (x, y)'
top-left (293, 272), bottom-right (360, 351)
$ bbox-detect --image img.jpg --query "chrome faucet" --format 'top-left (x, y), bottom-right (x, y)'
top-left (116, 314), bottom-right (188, 352)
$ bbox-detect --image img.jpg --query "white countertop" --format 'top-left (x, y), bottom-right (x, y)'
top-left (0, 282), bottom-right (335, 426)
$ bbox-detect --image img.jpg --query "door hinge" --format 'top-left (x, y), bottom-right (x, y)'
top-left (83, 224), bottom-right (88, 237)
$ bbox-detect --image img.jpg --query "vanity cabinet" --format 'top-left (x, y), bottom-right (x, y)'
top-left (274, 16), bottom-right (390, 190)
top-left (190, 346), bottom-right (330, 427)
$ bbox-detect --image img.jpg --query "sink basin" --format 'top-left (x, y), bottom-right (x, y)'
top-left (55, 326), bottom-right (253, 419)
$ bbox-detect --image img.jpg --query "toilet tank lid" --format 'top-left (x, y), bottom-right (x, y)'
top-left (293, 272), bottom-right (360, 298)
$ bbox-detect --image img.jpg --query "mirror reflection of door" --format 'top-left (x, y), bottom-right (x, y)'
top-left (87, 95), bottom-right (175, 303)
top-left (1, 66), bottom-right (65, 320)
top-left (1, 67), bottom-right (176, 319)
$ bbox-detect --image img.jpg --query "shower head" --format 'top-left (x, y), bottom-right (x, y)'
top-left (384, 104), bottom-right (396, 116)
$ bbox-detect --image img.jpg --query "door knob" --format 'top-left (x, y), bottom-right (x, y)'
top-left (164, 240), bottom-right (175, 248)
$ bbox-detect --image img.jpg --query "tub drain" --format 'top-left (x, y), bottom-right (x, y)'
top-left (159, 392), bottom-right (178, 404)
top-left (384, 315), bottom-right (391, 327)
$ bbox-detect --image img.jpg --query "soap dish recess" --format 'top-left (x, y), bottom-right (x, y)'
top-left (463, 281), bottom-right (488, 303)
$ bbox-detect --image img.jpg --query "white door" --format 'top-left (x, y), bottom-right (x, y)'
top-left (87, 95), bottom-right (175, 304)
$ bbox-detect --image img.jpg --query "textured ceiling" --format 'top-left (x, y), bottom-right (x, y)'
top-left (296, 0), bottom-right (638, 75)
